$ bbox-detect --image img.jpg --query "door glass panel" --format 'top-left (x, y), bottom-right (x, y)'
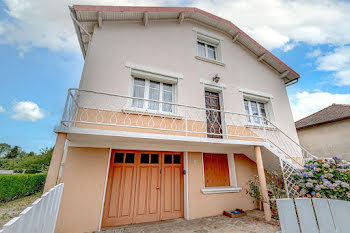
top-left (151, 154), bottom-right (159, 164)
top-left (141, 153), bottom-right (149, 164)
top-left (164, 154), bottom-right (172, 164)
top-left (173, 154), bottom-right (181, 164)
top-left (114, 153), bottom-right (124, 163)
top-left (125, 153), bottom-right (135, 163)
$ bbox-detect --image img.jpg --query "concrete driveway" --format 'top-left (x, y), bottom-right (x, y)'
top-left (98, 210), bottom-right (280, 233)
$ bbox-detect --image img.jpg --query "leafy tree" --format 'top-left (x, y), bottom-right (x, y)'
top-left (5, 146), bottom-right (20, 159)
top-left (0, 143), bottom-right (11, 157)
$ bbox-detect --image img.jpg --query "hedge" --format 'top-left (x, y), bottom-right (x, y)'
top-left (0, 174), bottom-right (46, 203)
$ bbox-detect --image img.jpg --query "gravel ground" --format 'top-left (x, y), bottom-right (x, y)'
top-left (0, 193), bottom-right (42, 228)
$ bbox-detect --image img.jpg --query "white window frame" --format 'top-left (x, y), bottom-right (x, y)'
top-left (194, 28), bottom-right (224, 64)
top-left (131, 77), bottom-right (176, 113)
top-left (244, 99), bottom-right (269, 125)
top-left (197, 40), bottom-right (218, 60)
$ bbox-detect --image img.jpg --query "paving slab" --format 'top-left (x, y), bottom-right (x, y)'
top-left (96, 210), bottom-right (280, 233)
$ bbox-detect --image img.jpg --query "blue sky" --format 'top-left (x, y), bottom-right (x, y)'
top-left (0, 0), bottom-right (350, 152)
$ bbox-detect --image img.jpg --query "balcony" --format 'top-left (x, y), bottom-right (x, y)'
top-left (60, 88), bottom-right (273, 141)
top-left (61, 89), bottom-right (314, 161)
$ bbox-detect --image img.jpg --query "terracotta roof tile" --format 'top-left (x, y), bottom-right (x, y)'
top-left (295, 104), bottom-right (350, 129)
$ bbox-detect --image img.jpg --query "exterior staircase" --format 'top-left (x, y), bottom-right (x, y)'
top-left (252, 119), bottom-right (317, 197)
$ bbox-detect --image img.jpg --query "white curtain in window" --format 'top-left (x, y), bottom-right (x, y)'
top-left (132, 78), bottom-right (145, 108)
top-left (162, 83), bottom-right (173, 112)
top-left (149, 81), bottom-right (160, 110)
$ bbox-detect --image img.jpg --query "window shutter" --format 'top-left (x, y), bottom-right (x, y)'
top-left (203, 154), bottom-right (230, 187)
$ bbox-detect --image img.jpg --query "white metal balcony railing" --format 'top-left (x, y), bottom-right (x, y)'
top-left (61, 88), bottom-right (316, 196)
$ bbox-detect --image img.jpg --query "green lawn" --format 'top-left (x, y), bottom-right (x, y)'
top-left (0, 192), bottom-right (42, 228)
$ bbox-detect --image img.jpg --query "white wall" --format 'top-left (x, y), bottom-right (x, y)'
top-left (78, 20), bottom-right (299, 142)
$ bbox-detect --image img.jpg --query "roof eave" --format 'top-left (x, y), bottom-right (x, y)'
top-left (296, 116), bottom-right (350, 130)
top-left (71, 5), bottom-right (300, 83)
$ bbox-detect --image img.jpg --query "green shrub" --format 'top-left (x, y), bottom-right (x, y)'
top-left (294, 157), bottom-right (350, 200)
top-left (13, 168), bottom-right (23, 173)
top-left (0, 174), bottom-right (46, 203)
top-left (24, 169), bottom-right (41, 174)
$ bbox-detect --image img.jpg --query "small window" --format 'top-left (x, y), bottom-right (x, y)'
top-left (114, 153), bottom-right (124, 163)
top-left (131, 78), bottom-right (174, 113)
top-left (151, 154), bottom-right (159, 164)
top-left (197, 41), bottom-right (217, 60)
top-left (164, 154), bottom-right (172, 164)
top-left (125, 153), bottom-right (135, 163)
top-left (244, 99), bottom-right (268, 125)
top-left (203, 154), bottom-right (230, 187)
top-left (141, 153), bottom-right (149, 164)
top-left (173, 154), bottom-right (181, 164)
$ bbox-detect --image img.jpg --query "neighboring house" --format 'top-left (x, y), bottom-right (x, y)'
top-left (44, 5), bottom-right (307, 233)
top-left (296, 104), bottom-right (350, 160)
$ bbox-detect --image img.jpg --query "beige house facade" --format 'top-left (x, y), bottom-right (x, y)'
top-left (296, 104), bottom-right (350, 160)
top-left (44, 5), bottom-right (308, 233)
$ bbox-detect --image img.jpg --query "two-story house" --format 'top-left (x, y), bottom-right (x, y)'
top-left (44, 5), bottom-right (310, 233)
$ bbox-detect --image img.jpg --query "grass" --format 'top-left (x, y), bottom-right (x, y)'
top-left (0, 192), bottom-right (42, 228)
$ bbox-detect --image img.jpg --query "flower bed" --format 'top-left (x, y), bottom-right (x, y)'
top-left (294, 156), bottom-right (350, 200)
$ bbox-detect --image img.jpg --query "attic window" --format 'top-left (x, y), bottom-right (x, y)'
top-left (196, 33), bottom-right (222, 61)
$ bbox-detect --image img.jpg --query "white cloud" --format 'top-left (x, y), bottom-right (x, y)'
top-left (0, 106), bottom-right (5, 113)
top-left (291, 91), bottom-right (350, 121)
top-left (316, 46), bottom-right (350, 86)
top-left (11, 101), bottom-right (45, 121)
top-left (1, 0), bottom-right (350, 54)
top-left (243, 25), bottom-right (290, 50)
top-left (190, 0), bottom-right (350, 50)
top-left (0, 0), bottom-right (167, 54)
top-left (306, 48), bottom-right (321, 58)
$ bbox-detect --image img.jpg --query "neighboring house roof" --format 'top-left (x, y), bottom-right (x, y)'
top-left (295, 104), bottom-right (350, 130)
top-left (70, 5), bottom-right (300, 84)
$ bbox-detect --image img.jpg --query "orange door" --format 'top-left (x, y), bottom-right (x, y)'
top-left (102, 150), bottom-right (184, 227)
top-left (133, 152), bottom-right (161, 223)
top-left (161, 152), bottom-right (184, 220)
top-left (102, 151), bottom-right (137, 226)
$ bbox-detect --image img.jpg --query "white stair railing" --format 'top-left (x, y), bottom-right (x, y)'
top-left (0, 183), bottom-right (64, 233)
top-left (250, 119), bottom-right (318, 197)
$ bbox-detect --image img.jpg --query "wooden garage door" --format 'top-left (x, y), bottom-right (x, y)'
top-left (102, 150), bottom-right (183, 227)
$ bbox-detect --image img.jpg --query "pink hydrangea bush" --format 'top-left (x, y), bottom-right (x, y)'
top-left (294, 156), bottom-right (350, 200)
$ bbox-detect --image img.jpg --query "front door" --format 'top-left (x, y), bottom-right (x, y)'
top-left (102, 150), bottom-right (184, 227)
top-left (205, 91), bottom-right (222, 138)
